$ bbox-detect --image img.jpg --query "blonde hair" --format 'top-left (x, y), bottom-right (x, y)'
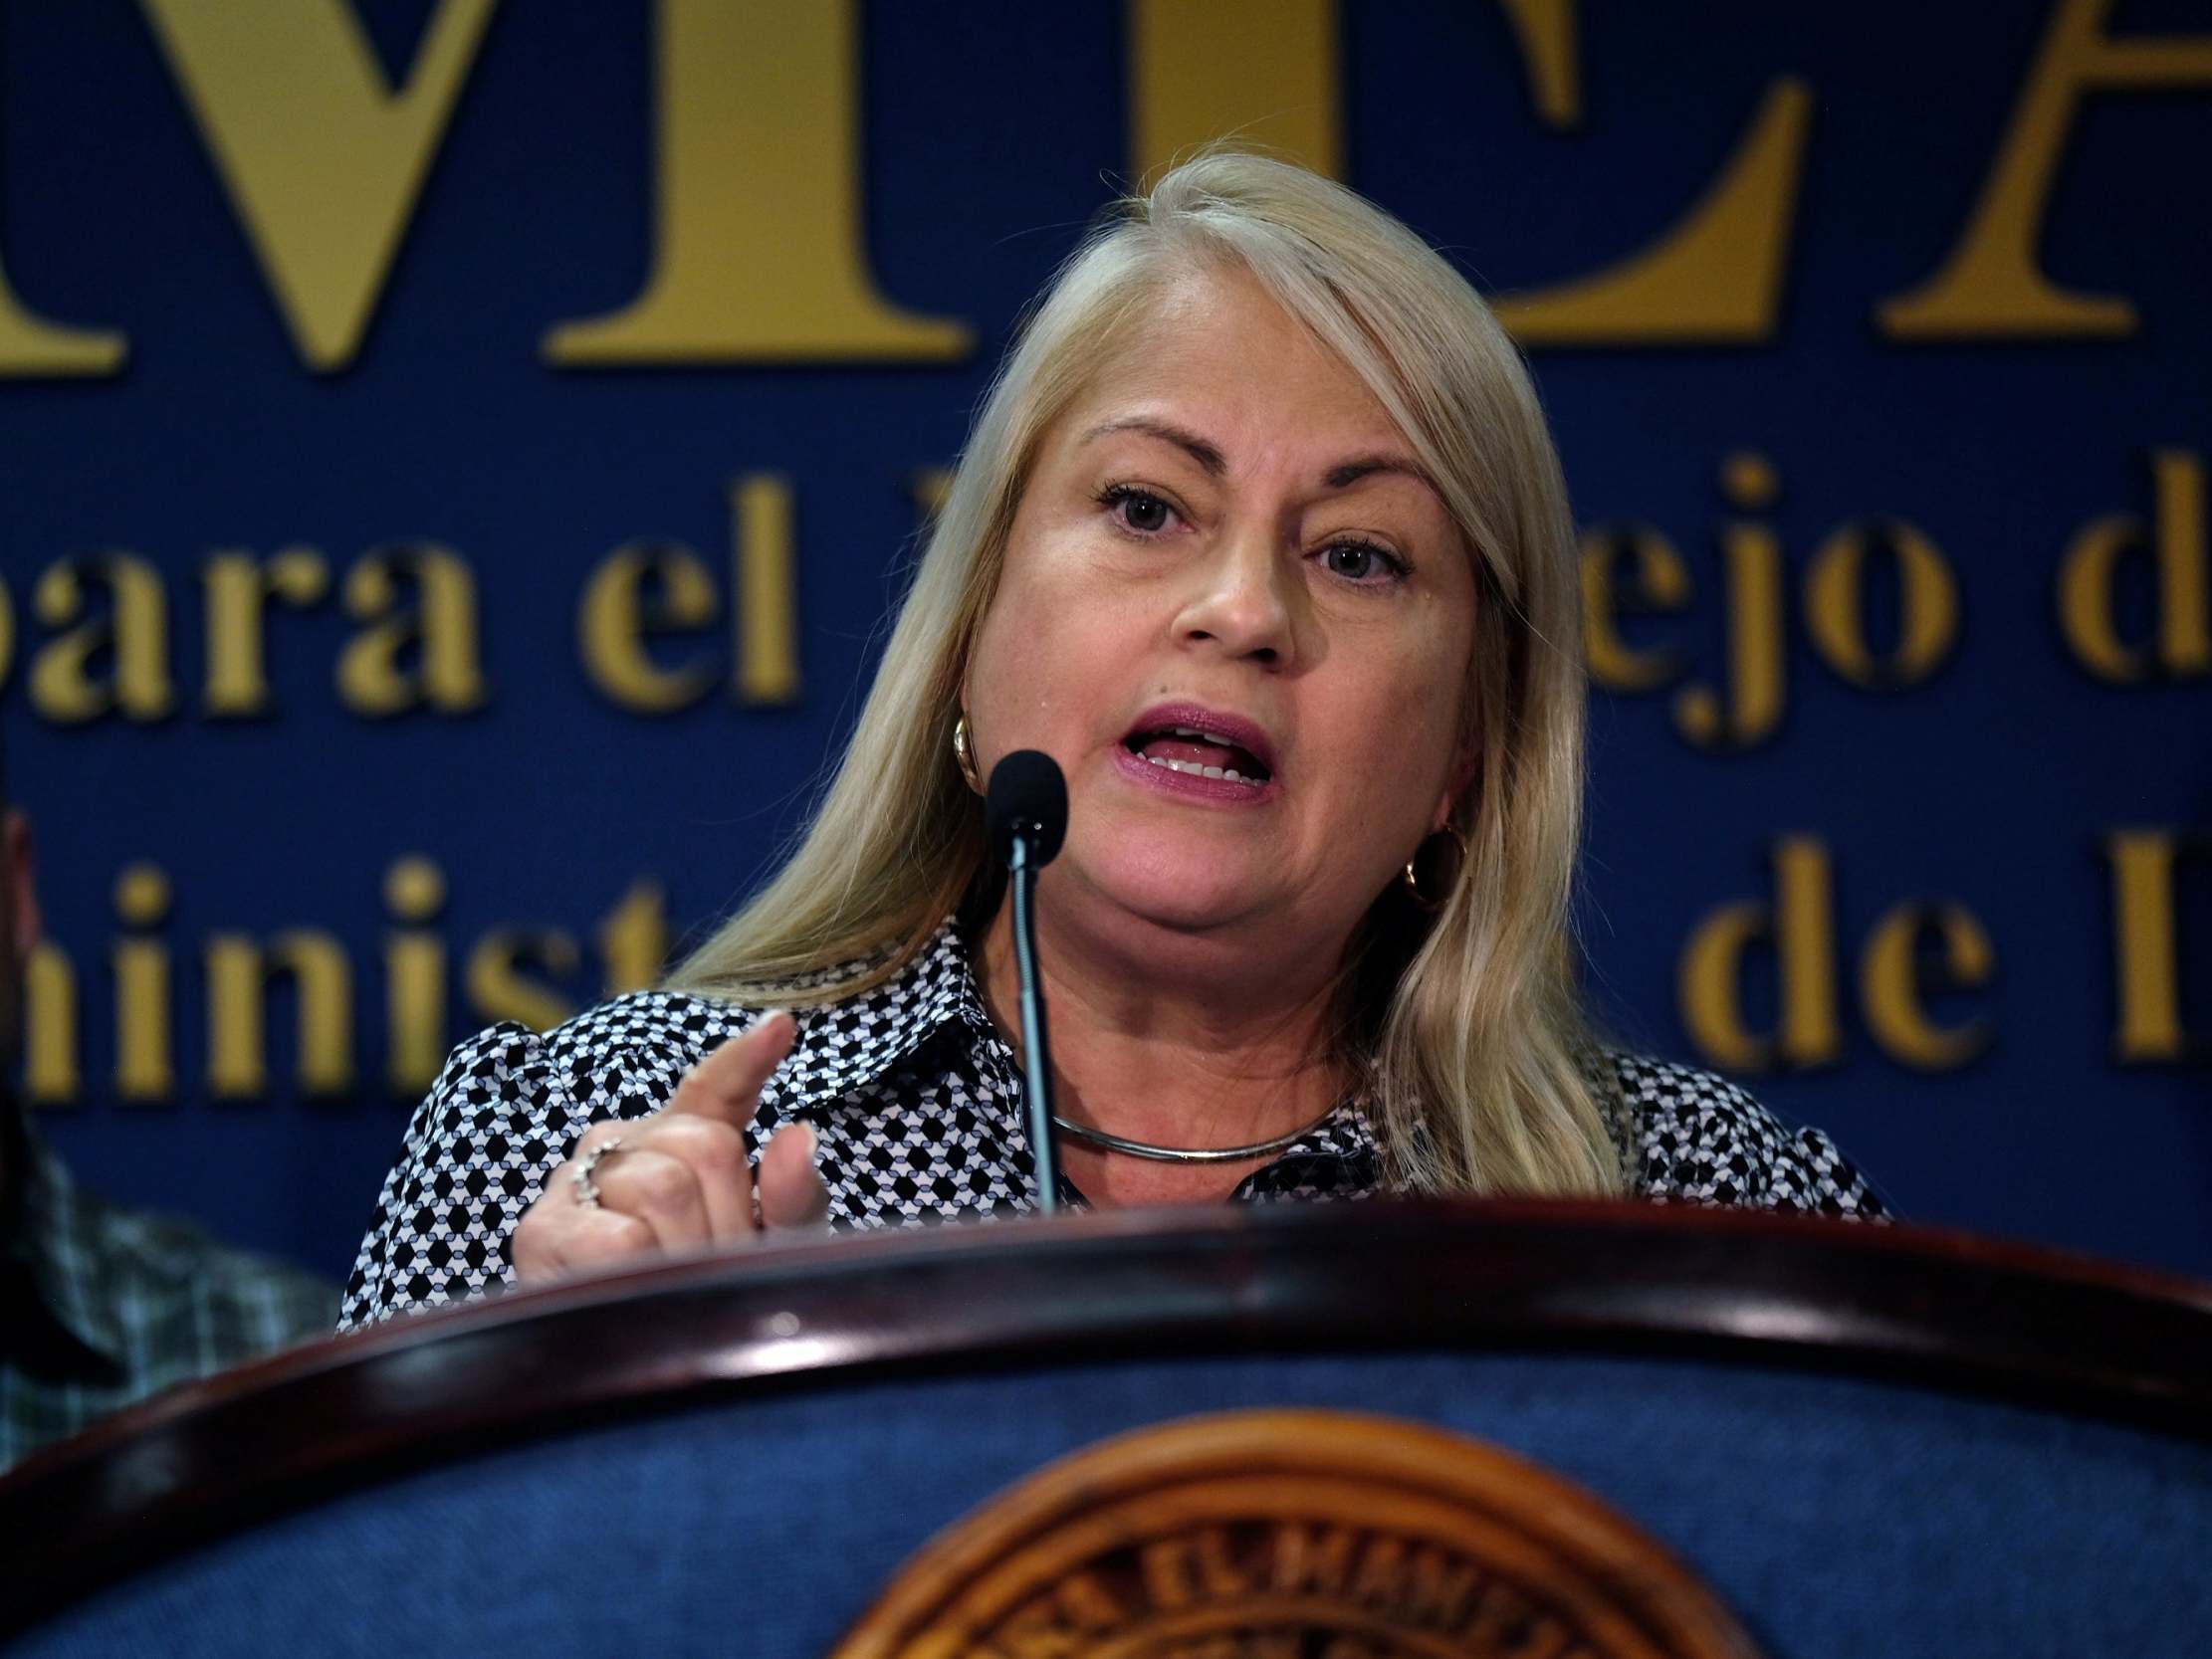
top-left (668, 150), bottom-right (1621, 1197)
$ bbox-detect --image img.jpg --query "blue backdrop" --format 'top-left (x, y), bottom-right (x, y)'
top-left (3, 0), bottom-right (2207, 1285)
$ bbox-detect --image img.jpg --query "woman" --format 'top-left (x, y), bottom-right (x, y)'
top-left (339, 153), bottom-right (1881, 1332)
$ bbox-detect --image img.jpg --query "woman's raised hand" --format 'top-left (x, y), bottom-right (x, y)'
top-left (511, 1013), bottom-right (828, 1284)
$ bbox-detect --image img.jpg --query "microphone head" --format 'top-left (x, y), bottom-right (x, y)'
top-left (985, 749), bottom-right (1068, 868)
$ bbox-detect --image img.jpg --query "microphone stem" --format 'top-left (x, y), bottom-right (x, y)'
top-left (1007, 835), bottom-right (1060, 1213)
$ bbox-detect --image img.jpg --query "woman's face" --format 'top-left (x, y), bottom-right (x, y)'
top-left (965, 268), bottom-right (1477, 973)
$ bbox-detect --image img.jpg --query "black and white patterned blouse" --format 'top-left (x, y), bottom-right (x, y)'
top-left (338, 921), bottom-right (1886, 1331)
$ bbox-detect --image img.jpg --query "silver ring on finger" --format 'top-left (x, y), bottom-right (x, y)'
top-left (570, 1136), bottom-right (627, 1209)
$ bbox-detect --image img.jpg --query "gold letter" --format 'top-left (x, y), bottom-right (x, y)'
top-left (1128, 0), bottom-right (1581, 178)
top-left (579, 540), bottom-right (718, 713)
top-left (204, 547), bottom-right (332, 717)
top-left (1581, 524), bottom-right (1691, 693)
top-left (1496, 80), bottom-right (1813, 345)
top-left (207, 930), bottom-right (354, 1096)
top-left (0, 257), bottom-right (125, 376)
top-left (598, 878), bottom-right (669, 995)
top-left (384, 856), bottom-right (447, 1093)
top-left (1496, 0), bottom-right (1583, 128)
top-left (1804, 519), bottom-right (1960, 689)
top-left (911, 467), bottom-right (953, 528)
top-left (139, 0), bottom-right (497, 370)
top-left (338, 542), bottom-right (488, 717)
top-left (466, 928), bottom-right (579, 1032)
top-left (2105, 830), bottom-right (2199, 1063)
top-left (1125, 1), bottom-right (1802, 344)
top-left (733, 474), bottom-right (799, 704)
top-left (113, 863), bottom-right (173, 1101)
top-left (547, 0), bottom-right (967, 365)
top-left (31, 554), bottom-right (177, 725)
top-left (1675, 455), bottom-right (1785, 749)
top-left (25, 939), bottom-right (79, 1105)
top-left (1128, 0), bottom-right (1341, 178)
top-left (1860, 903), bottom-right (1996, 1070)
top-left (2058, 450), bottom-right (2209, 682)
top-left (1679, 836), bottom-right (1842, 1072)
top-left (1880, 0), bottom-right (2212, 338)
top-left (1271, 1524), bottom-right (1357, 1595)
top-left (1137, 1537), bottom-right (1199, 1611)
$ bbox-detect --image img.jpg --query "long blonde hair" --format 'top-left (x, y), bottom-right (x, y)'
top-left (668, 150), bottom-right (1621, 1197)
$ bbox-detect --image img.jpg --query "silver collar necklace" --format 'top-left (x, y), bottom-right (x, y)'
top-left (1049, 1106), bottom-right (1341, 1164)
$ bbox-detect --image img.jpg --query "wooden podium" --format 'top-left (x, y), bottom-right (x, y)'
top-left (4, 1201), bottom-right (2210, 1655)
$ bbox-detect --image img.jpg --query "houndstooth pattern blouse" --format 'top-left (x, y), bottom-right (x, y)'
top-left (337, 921), bottom-right (1886, 1331)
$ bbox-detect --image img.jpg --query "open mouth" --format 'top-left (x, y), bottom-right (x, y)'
top-left (1122, 724), bottom-right (1273, 786)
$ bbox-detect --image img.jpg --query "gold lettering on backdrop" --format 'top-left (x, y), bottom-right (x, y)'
top-left (579, 540), bottom-right (720, 713)
top-left (734, 474), bottom-right (800, 704)
top-left (138, 0), bottom-right (498, 371)
top-left (1679, 836), bottom-right (1842, 1073)
top-left (1125, 1), bottom-right (1804, 345)
top-left (1880, 0), bottom-right (2212, 339)
top-left (2104, 830), bottom-right (2198, 1063)
top-left (1860, 903), bottom-right (1996, 1070)
top-left (112, 863), bottom-right (174, 1102)
top-left (337, 542), bottom-right (488, 716)
top-left (1127, 0), bottom-right (1342, 179)
top-left (1580, 524), bottom-right (1691, 693)
top-left (0, 258), bottom-right (125, 377)
top-left (1496, 79), bottom-right (1812, 345)
top-left (598, 879), bottom-right (670, 993)
top-left (1674, 455), bottom-right (1784, 749)
top-left (545, 0), bottom-right (969, 365)
top-left (30, 554), bottom-right (178, 725)
top-left (1803, 519), bottom-right (1960, 689)
top-left (1496, 0), bottom-right (1583, 128)
top-left (384, 856), bottom-right (447, 1094)
top-left (203, 547), bottom-right (333, 718)
top-left (206, 931), bottom-right (353, 1096)
top-left (466, 928), bottom-right (580, 1031)
top-left (2059, 450), bottom-right (2210, 682)
top-left (25, 940), bottom-right (79, 1104)
top-left (911, 467), bottom-right (953, 526)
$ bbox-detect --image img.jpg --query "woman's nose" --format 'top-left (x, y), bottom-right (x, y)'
top-left (1173, 533), bottom-right (1297, 666)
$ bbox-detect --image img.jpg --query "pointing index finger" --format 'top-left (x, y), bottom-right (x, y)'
top-left (665, 1010), bottom-right (796, 1127)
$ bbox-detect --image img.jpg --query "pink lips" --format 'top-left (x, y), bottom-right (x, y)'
top-left (1121, 703), bottom-right (1280, 775)
top-left (1114, 702), bottom-right (1281, 805)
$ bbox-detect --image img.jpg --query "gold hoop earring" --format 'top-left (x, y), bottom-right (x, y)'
top-left (952, 713), bottom-right (983, 792)
top-left (1402, 826), bottom-right (1466, 911)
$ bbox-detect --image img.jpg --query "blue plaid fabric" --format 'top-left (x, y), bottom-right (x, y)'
top-left (1, 1120), bottom-right (338, 1473)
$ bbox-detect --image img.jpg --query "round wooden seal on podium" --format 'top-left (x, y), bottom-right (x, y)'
top-left (831, 1409), bottom-right (1764, 1659)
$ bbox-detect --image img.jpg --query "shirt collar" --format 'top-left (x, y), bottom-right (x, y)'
top-left (776, 920), bottom-right (982, 1103)
top-left (781, 920), bottom-right (1381, 1172)
top-left (1276, 1096), bottom-right (1383, 1164)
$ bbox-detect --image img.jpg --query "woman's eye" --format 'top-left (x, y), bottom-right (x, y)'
top-left (1101, 485), bottom-right (1176, 534)
top-left (1320, 540), bottom-right (1406, 583)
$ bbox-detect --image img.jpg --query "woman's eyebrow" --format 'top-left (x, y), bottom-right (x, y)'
top-left (1081, 416), bottom-right (1226, 476)
top-left (1082, 417), bottom-right (1439, 502)
top-left (1325, 454), bottom-right (1433, 493)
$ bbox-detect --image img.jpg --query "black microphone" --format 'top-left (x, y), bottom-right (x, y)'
top-left (986, 750), bottom-right (1068, 1213)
